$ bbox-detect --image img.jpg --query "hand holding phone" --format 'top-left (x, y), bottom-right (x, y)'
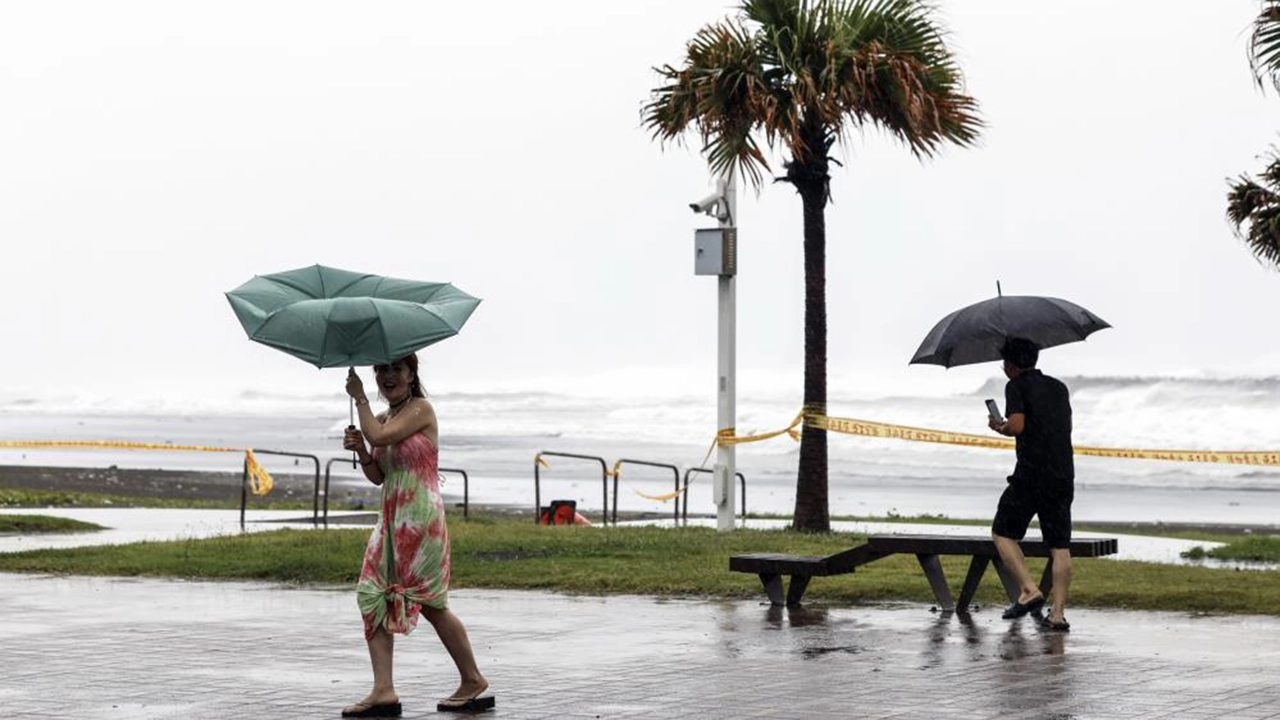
top-left (985, 398), bottom-right (1005, 425)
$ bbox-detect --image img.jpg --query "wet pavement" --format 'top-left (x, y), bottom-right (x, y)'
top-left (2, 574), bottom-right (1280, 719)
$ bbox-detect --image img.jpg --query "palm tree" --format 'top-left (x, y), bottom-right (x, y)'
top-left (1227, 153), bottom-right (1280, 268)
top-left (1227, 1), bottom-right (1280, 268)
top-left (644, 0), bottom-right (980, 532)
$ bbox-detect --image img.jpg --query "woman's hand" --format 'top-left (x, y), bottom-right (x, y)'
top-left (345, 368), bottom-right (368, 404)
top-left (343, 426), bottom-right (369, 457)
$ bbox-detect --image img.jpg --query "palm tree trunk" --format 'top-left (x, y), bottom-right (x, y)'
top-left (791, 153), bottom-right (830, 533)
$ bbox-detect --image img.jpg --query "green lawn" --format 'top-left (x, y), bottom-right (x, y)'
top-left (1, 515), bottom-right (1278, 615)
top-left (0, 514), bottom-right (105, 534)
top-left (1183, 536), bottom-right (1280, 563)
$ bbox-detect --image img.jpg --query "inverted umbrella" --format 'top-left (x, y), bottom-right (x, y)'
top-left (910, 291), bottom-right (1109, 368)
top-left (227, 264), bottom-right (480, 463)
top-left (226, 264), bottom-right (480, 368)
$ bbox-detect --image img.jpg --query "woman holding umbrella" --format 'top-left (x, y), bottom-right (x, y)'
top-left (340, 354), bottom-right (490, 717)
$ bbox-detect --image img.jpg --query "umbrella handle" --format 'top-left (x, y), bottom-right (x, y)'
top-left (350, 395), bottom-right (357, 469)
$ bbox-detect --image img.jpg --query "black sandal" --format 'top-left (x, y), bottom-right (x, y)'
top-left (341, 700), bottom-right (403, 718)
top-left (1001, 594), bottom-right (1046, 619)
top-left (1041, 616), bottom-right (1070, 632)
top-left (437, 694), bottom-right (496, 713)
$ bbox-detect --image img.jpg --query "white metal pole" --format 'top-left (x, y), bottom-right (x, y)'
top-left (715, 172), bottom-right (737, 532)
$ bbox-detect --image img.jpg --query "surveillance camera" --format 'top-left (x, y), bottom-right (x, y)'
top-left (689, 193), bottom-right (722, 216)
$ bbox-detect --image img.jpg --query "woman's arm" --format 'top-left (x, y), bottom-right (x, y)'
top-left (345, 368), bottom-right (436, 447)
top-left (354, 398), bottom-right (434, 447)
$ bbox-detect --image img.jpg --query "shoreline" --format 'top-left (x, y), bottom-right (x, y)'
top-left (0, 463), bottom-right (381, 507)
top-left (3, 463), bottom-right (1278, 536)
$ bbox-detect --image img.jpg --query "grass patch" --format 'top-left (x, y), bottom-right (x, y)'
top-left (1182, 536), bottom-right (1280, 563)
top-left (1, 514), bottom-right (1279, 615)
top-left (0, 487), bottom-right (364, 512)
top-left (0, 514), bottom-right (104, 534)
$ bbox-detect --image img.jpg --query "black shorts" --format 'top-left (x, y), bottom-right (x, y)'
top-left (991, 479), bottom-right (1074, 549)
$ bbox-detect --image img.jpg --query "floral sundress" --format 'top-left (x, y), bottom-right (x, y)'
top-left (355, 432), bottom-right (450, 639)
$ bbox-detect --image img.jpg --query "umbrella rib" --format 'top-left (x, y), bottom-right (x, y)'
top-left (377, 298), bottom-right (393, 363)
top-left (320, 301), bottom-right (334, 368)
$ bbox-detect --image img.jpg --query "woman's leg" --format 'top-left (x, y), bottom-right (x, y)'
top-left (343, 627), bottom-right (399, 712)
top-left (423, 606), bottom-right (488, 698)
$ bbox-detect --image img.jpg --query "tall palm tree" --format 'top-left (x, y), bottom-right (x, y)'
top-left (1227, 1), bottom-right (1280, 268)
top-left (644, 0), bottom-right (980, 531)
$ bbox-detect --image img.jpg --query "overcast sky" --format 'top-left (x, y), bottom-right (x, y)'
top-left (2, 1), bottom-right (1278, 407)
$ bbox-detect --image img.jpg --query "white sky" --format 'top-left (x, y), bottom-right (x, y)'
top-left (2, 0), bottom-right (1278, 406)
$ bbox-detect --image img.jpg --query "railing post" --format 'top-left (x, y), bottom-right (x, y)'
top-left (534, 455), bottom-right (542, 525)
top-left (439, 468), bottom-right (470, 520)
top-left (535, 452), bottom-right (613, 526)
top-left (240, 457), bottom-right (248, 531)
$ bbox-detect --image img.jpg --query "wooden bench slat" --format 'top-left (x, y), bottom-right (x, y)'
top-left (729, 534), bottom-right (1119, 608)
top-left (728, 553), bottom-right (834, 577)
top-left (865, 534), bottom-right (1116, 558)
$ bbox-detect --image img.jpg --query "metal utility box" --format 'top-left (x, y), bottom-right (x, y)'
top-left (694, 227), bottom-right (737, 276)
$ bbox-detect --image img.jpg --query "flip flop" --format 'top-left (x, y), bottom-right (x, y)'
top-left (341, 700), bottom-right (403, 718)
top-left (437, 693), bottom-right (496, 713)
top-left (1041, 616), bottom-right (1071, 632)
top-left (1001, 594), bottom-right (1046, 619)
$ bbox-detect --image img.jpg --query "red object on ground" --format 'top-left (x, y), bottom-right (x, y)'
top-left (539, 500), bottom-right (582, 526)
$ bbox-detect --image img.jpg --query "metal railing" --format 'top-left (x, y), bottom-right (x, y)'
top-left (614, 459), bottom-right (682, 523)
top-left (323, 459), bottom-right (473, 522)
top-left (680, 468), bottom-right (746, 524)
top-left (534, 451), bottom-right (616, 526)
top-left (439, 468), bottom-right (470, 519)
top-left (240, 449), bottom-right (321, 530)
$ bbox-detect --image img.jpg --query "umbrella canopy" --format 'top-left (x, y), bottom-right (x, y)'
top-left (226, 265), bottom-right (480, 368)
top-left (910, 295), bottom-right (1109, 368)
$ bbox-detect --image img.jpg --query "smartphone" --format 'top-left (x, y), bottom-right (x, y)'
top-left (985, 399), bottom-right (1005, 424)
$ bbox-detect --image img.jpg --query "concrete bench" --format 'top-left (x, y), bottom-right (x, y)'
top-left (730, 534), bottom-right (1119, 612)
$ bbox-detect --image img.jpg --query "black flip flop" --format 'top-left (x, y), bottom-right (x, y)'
top-left (1001, 594), bottom-right (1046, 619)
top-left (341, 701), bottom-right (403, 718)
top-left (437, 694), bottom-right (496, 713)
top-left (1041, 616), bottom-right (1071, 632)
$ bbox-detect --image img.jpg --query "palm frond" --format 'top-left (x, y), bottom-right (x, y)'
top-left (644, 0), bottom-right (981, 190)
top-left (643, 19), bottom-right (773, 186)
top-left (1226, 152), bottom-right (1280, 268)
top-left (1250, 1), bottom-right (1280, 93)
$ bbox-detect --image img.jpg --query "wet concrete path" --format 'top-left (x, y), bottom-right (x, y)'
top-left (2, 574), bottom-right (1279, 719)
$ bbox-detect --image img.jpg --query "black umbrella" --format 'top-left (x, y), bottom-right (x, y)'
top-left (910, 290), bottom-right (1110, 368)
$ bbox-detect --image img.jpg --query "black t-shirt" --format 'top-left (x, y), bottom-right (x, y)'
top-left (1005, 369), bottom-right (1074, 486)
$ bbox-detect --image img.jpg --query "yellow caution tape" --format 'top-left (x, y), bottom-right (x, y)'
top-left (633, 487), bottom-right (685, 502)
top-left (708, 411), bottom-right (1280, 467)
top-left (0, 440), bottom-right (275, 495)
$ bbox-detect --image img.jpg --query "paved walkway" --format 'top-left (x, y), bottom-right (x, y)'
top-left (2, 574), bottom-right (1280, 719)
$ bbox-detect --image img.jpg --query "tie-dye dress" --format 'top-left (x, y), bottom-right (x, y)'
top-left (355, 432), bottom-right (450, 639)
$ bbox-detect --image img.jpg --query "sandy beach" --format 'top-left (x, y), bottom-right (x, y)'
top-left (0, 463), bottom-right (382, 508)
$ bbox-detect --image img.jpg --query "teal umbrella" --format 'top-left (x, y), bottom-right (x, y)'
top-left (226, 264), bottom-right (481, 368)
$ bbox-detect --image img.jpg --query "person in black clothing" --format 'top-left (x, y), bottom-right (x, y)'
top-left (988, 337), bottom-right (1074, 631)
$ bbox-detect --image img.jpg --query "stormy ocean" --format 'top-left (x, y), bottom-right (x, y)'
top-left (2, 374), bottom-right (1278, 526)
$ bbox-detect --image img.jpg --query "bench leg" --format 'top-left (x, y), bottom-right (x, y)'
top-left (916, 554), bottom-right (954, 613)
top-left (991, 556), bottom-right (1022, 604)
top-left (956, 556), bottom-right (989, 612)
top-left (1038, 557), bottom-right (1054, 599)
top-left (759, 573), bottom-right (785, 606)
top-left (786, 575), bottom-right (811, 607)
